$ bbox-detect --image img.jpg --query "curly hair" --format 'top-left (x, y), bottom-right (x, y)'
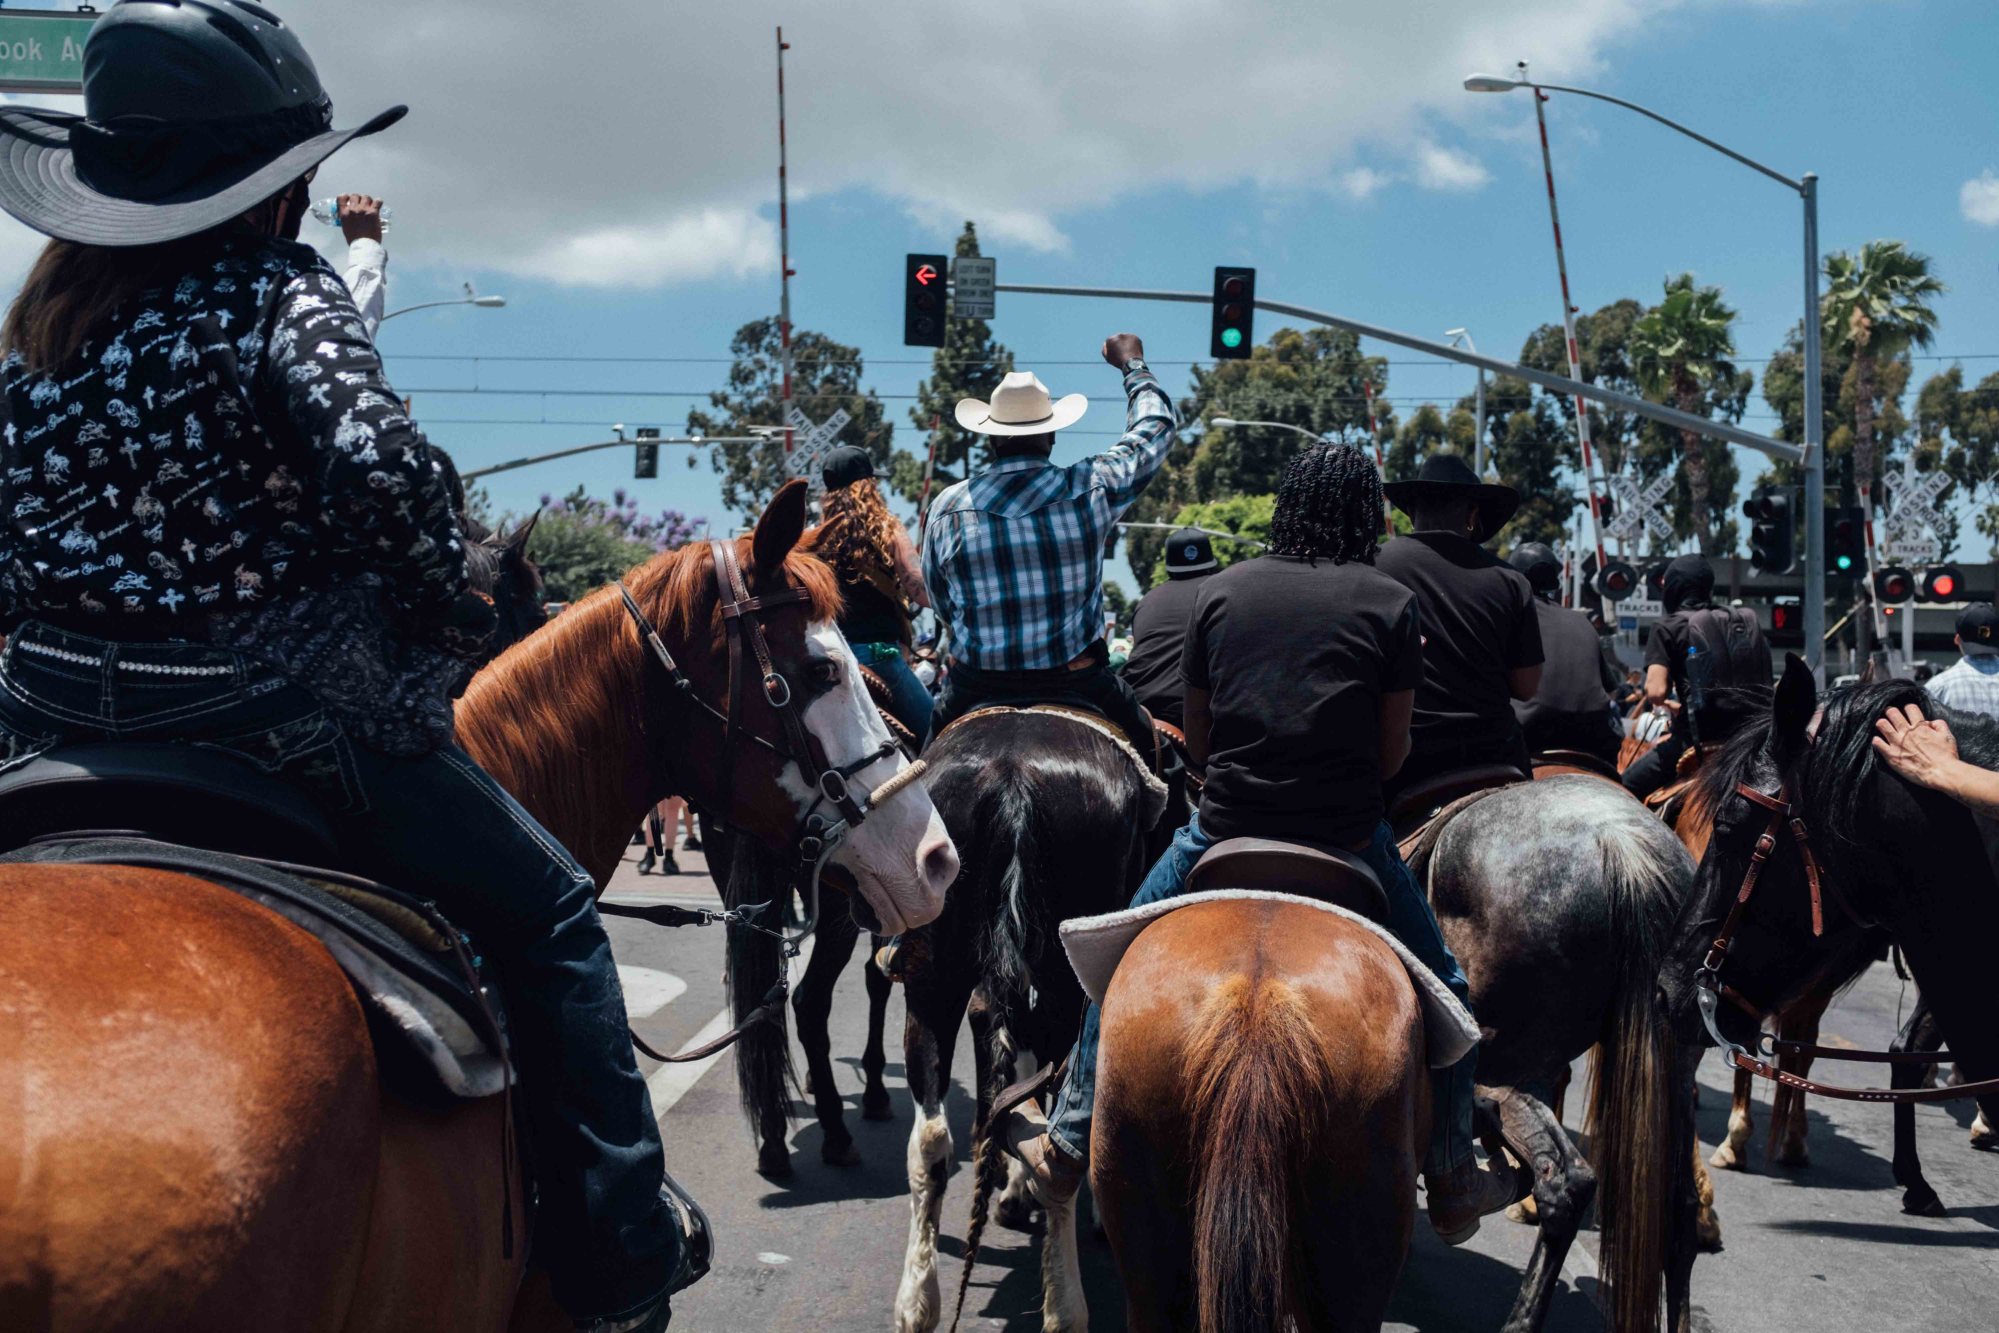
top-left (816, 477), bottom-right (903, 585)
top-left (1266, 442), bottom-right (1384, 565)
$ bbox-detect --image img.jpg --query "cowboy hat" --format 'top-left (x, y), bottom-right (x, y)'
top-left (1382, 453), bottom-right (1520, 544)
top-left (0, 1), bottom-right (406, 248)
top-left (954, 371), bottom-right (1088, 437)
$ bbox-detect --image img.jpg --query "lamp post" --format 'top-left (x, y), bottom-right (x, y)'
top-left (1208, 416), bottom-right (1324, 443)
top-left (381, 284), bottom-right (508, 324)
top-left (1445, 328), bottom-right (1486, 476)
top-left (1465, 66), bottom-right (1827, 675)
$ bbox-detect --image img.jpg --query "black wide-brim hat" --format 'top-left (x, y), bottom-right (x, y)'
top-left (0, 2), bottom-right (405, 248)
top-left (1382, 452), bottom-right (1520, 544)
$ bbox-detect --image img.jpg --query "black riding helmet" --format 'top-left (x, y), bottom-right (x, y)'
top-left (0, 0), bottom-right (405, 246)
top-left (1661, 554), bottom-right (1716, 615)
top-left (1507, 541), bottom-right (1563, 598)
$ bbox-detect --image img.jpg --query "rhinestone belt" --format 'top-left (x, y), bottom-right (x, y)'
top-left (14, 638), bottom-right (236, 677)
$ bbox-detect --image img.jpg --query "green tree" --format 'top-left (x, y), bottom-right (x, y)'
top-left (520, 486), bottom-right (703, 602)
top-left (1628, 273), bottom-right (1746, 551)
top-left (1821, 240), bottom-right (1945, 513)
top-left (904, 222), bottom-right (1016, 503)
top-left (689, 318), bottom-right (899, 520)
top-left (1387, 403), bottom-right (1476, 482)
top-left (1143, 494), bottom-right (1277, 588)
top-left (1519, 297), bottom-right (1647, 475)
top-left (1485, 375), bottom-right (1579, 549)
top-left (1123, 326), bottom-right (1389, 583)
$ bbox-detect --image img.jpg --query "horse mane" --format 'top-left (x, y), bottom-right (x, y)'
top-left (455, 534), bottom-right (841, 879)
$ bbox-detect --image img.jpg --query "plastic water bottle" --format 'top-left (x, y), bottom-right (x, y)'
top-left (308, 197), bottom-right (393, 231)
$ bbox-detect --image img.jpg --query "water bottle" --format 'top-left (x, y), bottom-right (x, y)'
top-left (308, 197), bottom-right (393, 231)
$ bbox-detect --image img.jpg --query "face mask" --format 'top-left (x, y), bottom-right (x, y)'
top-left (275, 178), bottom-right (309, 241)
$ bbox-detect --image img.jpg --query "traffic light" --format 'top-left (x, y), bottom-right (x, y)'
top-left (1826, 506), bottom-right (1865, 577)
top-left (1643, 561), bottom-right (1668, 604)
top-left (1743, 490), bottom-right (1796, 574)
top-left (1596, 559), bottom-right (1638, 603)
top-left (903, 253), bottom-right (947, 347)
top-left (1873, 566), bottom-right (1915, 604)
top-left (1919, 564), bottom-right (1966, 602)
top-left (1210, 266), bottom-right (1255, 360)
top-left (633, 426), bottom-right (660, 479)
top-left (1769, 596), bottom-right (1802, 646)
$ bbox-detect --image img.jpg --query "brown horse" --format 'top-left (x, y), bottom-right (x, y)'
top-left (1091, 899), bottom-right (1431, 1333)
top-left (0, 483), bottom-right (958, 1332)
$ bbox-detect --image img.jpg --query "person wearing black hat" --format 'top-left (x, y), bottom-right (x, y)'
top-left (1621, 553), bottom-right (1772, 799)
top-left (0, 7), bottom-right (694, 1329)
top-left (1921, 603), bottom-right (1999, 721)
top-left (816, 444), bottom-right (933, 743)
top-left (1507, 542), bottom-right (1621, 764)
top-left (1118, 526), bottom-right (1219, 731)
top-left (1376, 454), bottom-right (1544, 798)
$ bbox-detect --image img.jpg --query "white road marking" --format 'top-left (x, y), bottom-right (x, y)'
top-left (643, 939), bottom-right (812, 1119)
top-left (756, 1252), bottom-right (791, 1265)
top-left (616, 964), bottom-right (687, 1019)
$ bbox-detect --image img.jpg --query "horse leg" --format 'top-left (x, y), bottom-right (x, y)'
top-left (1040, 1190), bottom-right (1090, 1333)
top-left (1771, 987), bottom-right (1836, 1167)
top-left (1487, 1079), bottom-right (1594, 1333)
top-left (1666, 1045), bottom-right (1706, 1333)
top-left (1709, 1065), bottom-right (1757, 1170)
top-left (1892, 993), bottom-right (1948, 1216)
top-left (862, 936), bottom-right (895, 1122)
top-left (894, 966), bottom-right (975, 1333)
top-left (795, 904), bottom-right (863, 1166)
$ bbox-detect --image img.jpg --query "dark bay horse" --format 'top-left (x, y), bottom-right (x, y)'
top-left (0, 484), bottom-right (958, 1331)
top-left (1421, 775), bottom-right (1694, 1333)
top-left (1090, 897), bottom-right (1432, 1333)
top-left (895, 710), bottom-right (1171, 1333)
top-left (1659, 662), bottom-right (1999, 1328)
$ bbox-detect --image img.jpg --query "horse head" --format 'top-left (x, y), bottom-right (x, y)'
top-left (649, 481), bottom-right (956, 935)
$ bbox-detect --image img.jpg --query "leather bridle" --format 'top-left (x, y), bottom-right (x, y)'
top-left (601, 539), bottom-right (929, 1063)
top-left (1695, 777), bottom-right (1999, 1104)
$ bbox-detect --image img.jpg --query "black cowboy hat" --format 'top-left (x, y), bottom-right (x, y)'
top-left (0, 1), bottom-right (405, 247)
top-left (1382, 453), bottom-right (1520, 544)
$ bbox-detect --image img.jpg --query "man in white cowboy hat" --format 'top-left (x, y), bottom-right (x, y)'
top-left (921, 333), bottom-right (1177, 754)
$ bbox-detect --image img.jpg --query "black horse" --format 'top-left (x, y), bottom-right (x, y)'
top-left (462, 512), bottom-right (547, 658)
top-left (1659, 660), bottom-right (1999, 1331)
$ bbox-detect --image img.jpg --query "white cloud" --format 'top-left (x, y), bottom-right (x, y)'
top-left (68, 0), bottom-right (1676, 289)
top-left (1962, 170), bottom-right (1999, 227)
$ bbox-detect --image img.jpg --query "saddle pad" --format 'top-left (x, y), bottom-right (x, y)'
top-left (3, 836), bottom-right (510, 1100)
top-left (946, 705), bottom-right (1170, 826)
top-left (1059, 889), bottom-right (1480, 1068)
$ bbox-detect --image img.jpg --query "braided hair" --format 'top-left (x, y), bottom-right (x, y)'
top-left (1266, 441), bottom-right (1383, 565)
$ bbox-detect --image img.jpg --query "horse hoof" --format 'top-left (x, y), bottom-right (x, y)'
top-left (1775, 1143), bottom-right (1810, 1169)
top-left (1970, 1114), bottom-right (1995, 1151)
top-left (1902, 1188), bottom-right (1947, 1217)
top-left (757, 1146), bottom-right (794, 1179)
top-left (822, 1139), bottom-right (862, 1167)
top-left (862, 1092), bottom-right (895, 1122)
top-left (1708, 1143), bottom-right (1742, 1171)
top-left (1505, 1195), bottom-right (1540, 1225)
top-left (996, 1193), bottom-right (1041, 1233)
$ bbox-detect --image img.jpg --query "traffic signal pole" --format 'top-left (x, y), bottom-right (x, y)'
top-left (1799, 175), bottom-right (1828, 675)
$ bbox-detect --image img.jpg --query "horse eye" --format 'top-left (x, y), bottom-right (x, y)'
top-left (810, 659), bottom-right (839, 687)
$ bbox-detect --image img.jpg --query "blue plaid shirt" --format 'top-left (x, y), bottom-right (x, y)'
top-left (922, 361), bottom-right (1177, 671)
top-left (1928, 652), bottom-right (1999, 721)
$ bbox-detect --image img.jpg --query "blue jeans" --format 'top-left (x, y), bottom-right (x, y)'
top-left (0, 622), bottom-right (675, 1323)
top-left (849, 641), bottom-right (933, 747)
top-left (1046, 811), bottom-right (1478, 1177)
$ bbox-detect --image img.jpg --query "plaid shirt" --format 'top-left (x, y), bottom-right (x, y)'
top-left (1927, 653), bottom-right (1999, 721)
top-left (922, 361), bottom-right (1177, 671)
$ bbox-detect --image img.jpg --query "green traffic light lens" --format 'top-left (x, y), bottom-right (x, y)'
top-left (1220, 328), bottom-right (1243, 349)
top-left (1835, 555), bottom-right (1853, 571)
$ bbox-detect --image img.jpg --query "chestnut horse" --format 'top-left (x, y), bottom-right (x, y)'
top-left (0, 483), bottom-right (958, 1332)
top-left (1091, 898), bottom-right (1430, 1333)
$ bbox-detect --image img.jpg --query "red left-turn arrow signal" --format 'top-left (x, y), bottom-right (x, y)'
top-left (914, 264), bottom-right (938, 286)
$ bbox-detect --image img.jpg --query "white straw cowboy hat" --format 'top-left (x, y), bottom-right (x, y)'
top-left (954, 371), bottom-right (1089, 437)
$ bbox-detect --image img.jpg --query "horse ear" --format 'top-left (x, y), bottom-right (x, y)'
top-left (1773, 653), bottom-right (1817, 757)
top-left (752, 479), bottom-right (809, 573)
top-left (504, 508), bottom-right (541, 556)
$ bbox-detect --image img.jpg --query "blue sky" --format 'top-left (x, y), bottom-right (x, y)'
top-left (9, 1), bottom-right (1997, 571)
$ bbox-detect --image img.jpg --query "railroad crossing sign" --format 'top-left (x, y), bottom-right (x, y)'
top-left (951, 256), bottom-right (996, 321)
top-left (1880, 463), bottom-right (1951, 546)
top-left (0, 10), bottom-right (98, 94)
top-left (783, 406), bottom-right (851, 488)
top-left (1880, 535), bottom-right (1942, 565)
top-left (1604, 472), bottom-right (1674, 544)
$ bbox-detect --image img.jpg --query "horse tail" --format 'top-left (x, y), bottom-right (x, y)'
top-left (1189, 972), bottom-right (1324, 1333)
top-left (945, 1011), bottom-right (1017, 1333)
top-left (721, 831), bottom-right (796, 1137)
top-left (1585, 826), bottom-right (1682, 1333)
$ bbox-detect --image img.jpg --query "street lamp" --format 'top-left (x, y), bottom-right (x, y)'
top-left (381, 281), bottom-right (508, 324)
top-left (1464, 65), bottom-right (1828, 673)
top-left (1208, 417), bottom-right (1324, 442)
top-left (1445, 329), bottom-right (1486, 476)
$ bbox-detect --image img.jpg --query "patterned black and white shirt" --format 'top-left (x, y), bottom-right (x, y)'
top-left (0, 233), bottom-right (473, 752)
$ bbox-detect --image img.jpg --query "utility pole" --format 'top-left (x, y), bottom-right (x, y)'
top-left (775, 27), bottom-right (795, 462)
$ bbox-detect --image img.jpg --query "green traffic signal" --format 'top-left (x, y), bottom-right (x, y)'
top-left (1835, 554), bottom-right (1853, 571)
top-left (1220, 327), bottom-right (1243, 349)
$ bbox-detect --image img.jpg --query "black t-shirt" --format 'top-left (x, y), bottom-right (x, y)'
top-left (1516, 598), bottom-right (1613, 726)
top-left (1121, 572), bottom-right (1208, 728)
top-left (1184, 554), bottom-right (1423, 847)
top-left (1375, 532), bottom-right (1543, 758)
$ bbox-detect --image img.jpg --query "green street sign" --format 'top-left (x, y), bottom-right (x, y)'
top-left (0, 10), bottom-right (101, 95)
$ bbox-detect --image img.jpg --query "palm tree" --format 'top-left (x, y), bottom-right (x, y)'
top-left (1821, 240), bottom-right (1946, 514)
top-left (1629, 273), bottom-right (1741, 550)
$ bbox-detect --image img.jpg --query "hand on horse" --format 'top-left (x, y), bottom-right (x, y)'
top-left (1101, 332), bottom-right (1145, 369)
top-left (1872, 703), bottom-right (1961, 791)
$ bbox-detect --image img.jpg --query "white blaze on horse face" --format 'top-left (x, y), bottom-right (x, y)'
top-left (796, 622), bottom-right (956, 934)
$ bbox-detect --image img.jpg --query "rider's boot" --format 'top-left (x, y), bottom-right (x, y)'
top-left (996, 1098), bottom-right (1084, 1208)
top-left (1425, 1156), bottom-right (1525, 1245)
top-left (578, 1169), bottom-right (713, 1331)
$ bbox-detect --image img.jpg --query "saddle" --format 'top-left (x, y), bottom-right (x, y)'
top-left (1530, 749), bottom-right (1622, 783)
top-left (0, 743), bottom-right (508, 1101)
top-left (1386, 763), bottom-right (1525, 842)
top-left (1185, 836), bottom-right (1387, 923)
top-left (1151, 717), bottom-right (1204, 797)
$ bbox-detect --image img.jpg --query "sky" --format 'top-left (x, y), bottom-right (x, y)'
top-left (6, 0), bottom-right (1998, 578)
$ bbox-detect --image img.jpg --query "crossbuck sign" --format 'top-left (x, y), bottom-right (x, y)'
top-left (1604, 472), bottom-right (1675, 544)
top-left (783, 406), bottom-right (852, 490)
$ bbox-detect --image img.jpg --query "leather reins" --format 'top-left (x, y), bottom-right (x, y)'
top-left (1695, 778), bottom-right (1999, 1103)
top-left (599, 539), bottom-right (925, 1064)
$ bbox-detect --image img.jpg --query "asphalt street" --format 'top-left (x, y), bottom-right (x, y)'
top-left (603, 842), bottom-right (1998, 1332)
